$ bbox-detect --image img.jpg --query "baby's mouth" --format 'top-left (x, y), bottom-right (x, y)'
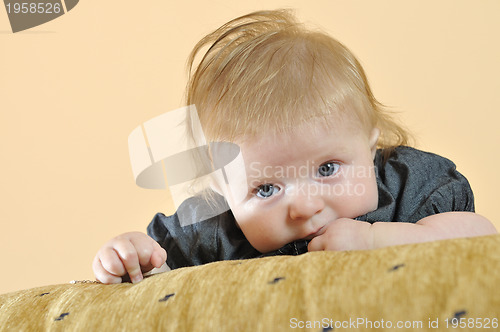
top-left (303, 224), bottom-right (327, 240)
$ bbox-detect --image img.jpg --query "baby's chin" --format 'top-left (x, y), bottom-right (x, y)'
top-left (253, 234), bottom-right (317, 253)
top-left (250, 238), bottom-right (294, 254)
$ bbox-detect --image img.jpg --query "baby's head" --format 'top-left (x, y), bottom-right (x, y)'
top-left (185, 9), bottom-right (409, 252)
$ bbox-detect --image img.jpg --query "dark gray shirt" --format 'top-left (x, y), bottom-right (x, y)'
top-left (147, 146), bottom-right (474, 269)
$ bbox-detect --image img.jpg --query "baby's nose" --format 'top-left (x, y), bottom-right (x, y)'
top-left (287, 184), bottom-right (325, 221)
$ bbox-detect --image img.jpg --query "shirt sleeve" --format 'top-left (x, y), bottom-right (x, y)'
top-left (147, 194), bottom-right (261, 269)
top-left (365, 146), bottom-right (475, 223)
top-left (408, 165), bottom-right (475, 221)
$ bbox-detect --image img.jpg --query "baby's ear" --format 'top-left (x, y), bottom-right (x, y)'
top-left (369, 128), bottom-right (380, 158)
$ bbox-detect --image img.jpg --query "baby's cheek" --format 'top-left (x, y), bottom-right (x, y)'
top-left (232, 212), bottom-right (263, 248)
top-left (364, 178), bottom-right (379, 212)
top-left (240, 225), bottom-right (275, 252)
top-left (237, 217), bottom-right (289, 253)
top-left (344, 175), bottom-right (378, 216)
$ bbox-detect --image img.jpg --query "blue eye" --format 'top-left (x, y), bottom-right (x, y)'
top-left (317, 162), bottom-right (340, 177)
top-left (255, 184), bottom-right (280, 198)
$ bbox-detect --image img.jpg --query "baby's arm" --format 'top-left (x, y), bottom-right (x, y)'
top-left (93, 232), bottom-right (167, 284)
top-left (308, 212), bottom-right (497, 251)
top-left (369, 212), bottom-right (497, 249)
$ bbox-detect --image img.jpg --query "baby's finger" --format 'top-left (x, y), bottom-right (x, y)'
top-left (113, 240), bottom-right (143, 283)
top-left (97, 246), bottom-right (127, 276)
top-left (307, 236), bottom-right (325, 252)
top-left (129, 237), bottom-right (157, 271)
top-left (151, 245), bottom-right (167, 268)
top-left (92, 255), bottom-right (122, 284)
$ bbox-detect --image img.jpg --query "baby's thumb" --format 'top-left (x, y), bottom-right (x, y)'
top-left (307, 236), bottom-right (323, 252)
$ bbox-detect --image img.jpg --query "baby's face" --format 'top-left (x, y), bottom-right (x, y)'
top-left (221, 118), bottom-right (379, 253)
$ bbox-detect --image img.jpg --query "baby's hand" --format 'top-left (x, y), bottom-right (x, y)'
top-left (307, 218), bottom-right (372, 252)
top-left (93, 232), bottom-right (167, 284)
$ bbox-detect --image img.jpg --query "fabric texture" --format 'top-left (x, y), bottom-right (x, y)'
top-left (147, 146), bottom-right (475, 269)
top-left (1, 235), bottom-right (499, 331)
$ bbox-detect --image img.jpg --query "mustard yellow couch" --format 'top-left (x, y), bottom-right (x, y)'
top-left (1, 235), bottom-right (499, 331)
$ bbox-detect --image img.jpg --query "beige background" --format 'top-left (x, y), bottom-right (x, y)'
top-left (0, 0), bottom-right (498, 294)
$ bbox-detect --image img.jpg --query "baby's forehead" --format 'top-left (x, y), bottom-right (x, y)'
top-left (238, 114), bottom-right (368, 145)
top-left (236, 123), bottom-right (363, 165)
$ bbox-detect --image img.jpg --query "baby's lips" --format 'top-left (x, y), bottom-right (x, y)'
top-left (303, 224), bottom-right (328, 240)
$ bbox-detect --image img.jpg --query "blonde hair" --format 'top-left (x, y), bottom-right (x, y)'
top-left (186, 9), bottom-right (410, 153)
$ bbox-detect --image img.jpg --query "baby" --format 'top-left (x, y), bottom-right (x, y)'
top-left (93, 9), bottom-right (497, 284)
